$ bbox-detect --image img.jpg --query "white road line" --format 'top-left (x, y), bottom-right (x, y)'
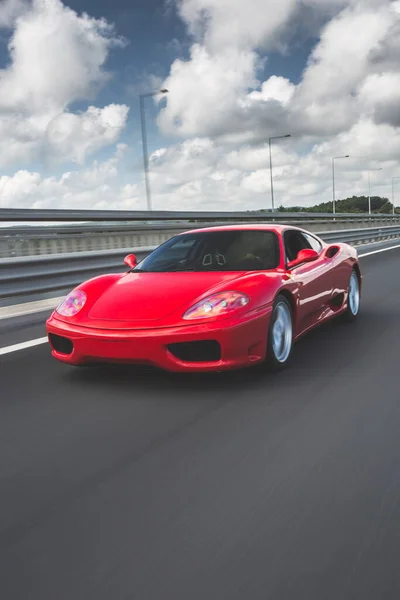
top-left (0, 337), bottom-right (48, 356)
top-left (0, 297), bottom-right (63, 321)
top-left (358, 243), bottom-right (400, 258)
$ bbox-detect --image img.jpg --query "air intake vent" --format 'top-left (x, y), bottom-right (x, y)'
top-left (49, 334), bottom-right (74, 355)
top-left (167, 340), bottom-right (221, 363)
top-left (326, 245), bottom-right (340, 258)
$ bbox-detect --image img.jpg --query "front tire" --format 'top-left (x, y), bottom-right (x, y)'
top-left (266, 295), bottom-right (294, 372)
top-left (342, 269), bottom-right (360, 322)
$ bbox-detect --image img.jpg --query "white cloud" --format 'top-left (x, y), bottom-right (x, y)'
top-left (290, 1), bottom-right (394, 135)
top-left (248, 76), bottom-right (295, 106)
top-left (147, 116), bottom-right (400, 211)
top-left (0, 0), bottom-right (27, 28)
top-left (358, 72), bottom-right (400, 127)
top-left (0, 144), bottom-right (140, 210)
top-left (45, 104), bottom-right (129, 165)
top-left (157, 44), bottom-right (258, 138)
top-left (1, 118), bottom-right (399, 214)
top-left (0, 0), bottom-right (126, 112)
top-left (0, 0), bottom-right (128, 167)
top-left (159, 0), bottom-right (400, 143)
top-left (2, 0), bottom-right (400, 213)
top-left (137, 0), bottom-right (400, 210)
top-left (151, 137), bottom-right (217, 187)
top-left (176, 0), bottom-right (298, 53)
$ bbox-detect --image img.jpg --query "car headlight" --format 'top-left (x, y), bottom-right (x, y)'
top-left (56, 290), bottom-right (87, 317)
top-left (183, 291), bottom-right (250, 320)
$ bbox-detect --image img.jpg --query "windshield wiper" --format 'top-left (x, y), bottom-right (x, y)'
top-left (132, 268), bottom-right (148, 273)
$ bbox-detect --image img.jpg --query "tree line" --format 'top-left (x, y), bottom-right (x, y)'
top-left (273, 196), bottom-right (398, 214)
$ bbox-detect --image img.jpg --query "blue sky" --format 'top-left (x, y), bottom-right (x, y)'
top-left (0, 0), bottom-right (316, 175)
top-left (73, 0), bottom-right (314, 168)
top-left (0, 0), bottom-right (398, 211)
top-left (0, 0), bottom-right (187, 173)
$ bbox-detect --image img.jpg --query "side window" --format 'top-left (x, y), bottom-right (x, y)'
top-left (283, 230), bottom-right (312, 262)
top-left (303, 233), bottom-right (322, 254)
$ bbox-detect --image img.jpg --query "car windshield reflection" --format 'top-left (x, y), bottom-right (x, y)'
top-left (133, 230), bottom-right (280, 273)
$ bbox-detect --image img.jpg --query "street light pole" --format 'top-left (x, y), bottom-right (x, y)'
top-left (332, 155), bottom-right (349, 215)
top-left (269, 137), bottom-right (273, 211)
top-left (139, 94), bottom-right (151, 211)
top-left (368, 170), bottom-right (371, 215)
top-left (139, 89), bottom-right (169, 211)
top-left (268, 134), bottom-right (291, 211)
top-left (392, 177), bottom-right (400, 215)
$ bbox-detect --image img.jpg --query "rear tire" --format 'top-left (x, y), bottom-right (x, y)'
top-left (265, 294), bottom-right (294, 372)
top-left (342, 269), bottom-right (360, 323)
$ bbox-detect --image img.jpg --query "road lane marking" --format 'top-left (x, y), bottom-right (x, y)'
top-left (0, 297), bottom-right (63, 321)
top-left (0, 337), bottom-right (48, 356)
top-left (359, 243), bottom-right (400, 258)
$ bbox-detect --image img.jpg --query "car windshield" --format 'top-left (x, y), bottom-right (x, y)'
top-left (133, 230), bottom-right (280, 273)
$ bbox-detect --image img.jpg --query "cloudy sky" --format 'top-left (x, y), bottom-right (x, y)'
top-left (0, 0), bottom-right (399, 211)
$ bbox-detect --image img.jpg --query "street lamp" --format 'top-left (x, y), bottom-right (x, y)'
top-left (268, 134), bottom-right (291, 211)
top-left (392, 177), bottom-right (400, 216)
top-left (332, 155), bottom-right (350, 215)
top-left (368, 168), bottom-right (382, 215)
top-left (139, 89), bottom-right (169, 211)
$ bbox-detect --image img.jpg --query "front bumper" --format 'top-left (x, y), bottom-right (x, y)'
top-left (46, 310), bottom-right (272, 372)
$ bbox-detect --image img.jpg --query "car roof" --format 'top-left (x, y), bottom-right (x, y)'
top-left (180, 223), bottom-right (306, 235)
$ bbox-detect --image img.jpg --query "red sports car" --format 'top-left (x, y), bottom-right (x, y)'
top-left (46, 224), bottom-right (362, 372)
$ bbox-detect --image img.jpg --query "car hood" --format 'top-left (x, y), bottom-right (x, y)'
top-left (87, 271), bottom-right (246, 323)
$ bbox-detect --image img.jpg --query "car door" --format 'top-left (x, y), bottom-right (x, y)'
top-left (303, 231), bottom-right (349, 301)
top-left (283, 230), bottom-right (333, 333)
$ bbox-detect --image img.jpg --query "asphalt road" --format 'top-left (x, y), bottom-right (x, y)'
top-left (1, 246), bottom-right (400, 599)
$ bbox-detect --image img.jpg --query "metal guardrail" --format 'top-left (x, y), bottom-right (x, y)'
top-left (3, 214), bottom-right (400, 259)
top-left (1, 225), bottom-right (400, 300)
top-left (321, 226), bottom-right (400, 245)
top-left (1, 208), bottom-right (400, 223)
top-left (1, 224), bottom-right (187, 259)
top-left (0, 247), bottom-right (154, 298)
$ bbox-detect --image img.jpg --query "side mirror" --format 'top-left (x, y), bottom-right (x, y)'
top-left (124, 254), bottom-right (137, 269)
top-left (287, 248), bottom-right (319, 270)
